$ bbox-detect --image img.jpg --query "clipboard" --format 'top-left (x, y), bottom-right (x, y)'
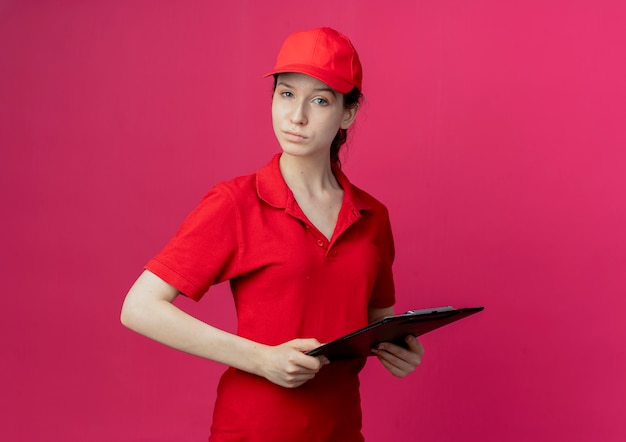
top-left (306, 306), bottom-right (484, 360)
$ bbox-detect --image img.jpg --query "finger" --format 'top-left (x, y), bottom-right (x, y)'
top-left (318, 355), bottom-right (330, 365)
top-left (290, 338), bottom-right (323, 352)
top-left (373, 342), bottom-right (422, 375)
top-left (304, 354), bottom-right (326, 371)
top-left (378, 341), bottom-right (422, 366)
top-left (281, 375), bottom-right (315, 388)
top-left (405, 335), bottom-right (425, 357)
top-left (283, 370), bottom-right (318, 386)
top-left (288, 351), bottom-right (325, 372)
top-left (287, 339), bottom-right (327, 370)
top-left (375, 342), bottom-right (412, 360)
top-left (373, 347), bottom-right (417, 375)
top-left (374, 353), bottom-right (413, 378)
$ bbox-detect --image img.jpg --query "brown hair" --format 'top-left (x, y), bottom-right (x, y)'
top-left (330, 86), bottom-right (362, 166)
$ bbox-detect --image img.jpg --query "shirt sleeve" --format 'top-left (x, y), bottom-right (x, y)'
top-left (368, 207), bottom-right (396, 309)
top-left (145, 184), bottom-right (241, 301)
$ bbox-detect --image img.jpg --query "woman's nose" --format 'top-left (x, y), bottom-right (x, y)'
top-left (290, 102), bottom-right (307, 125)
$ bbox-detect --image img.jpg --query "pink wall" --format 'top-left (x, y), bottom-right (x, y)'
top-left (2, 1), bottom-right (625, 440)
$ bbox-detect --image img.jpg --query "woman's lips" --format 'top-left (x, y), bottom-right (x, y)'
top-left (284, 131), bottom-right (306, 142)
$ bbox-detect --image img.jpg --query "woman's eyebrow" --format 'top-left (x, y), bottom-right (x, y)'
top-left (276, 81), bottom-right (337, 97)
top-left (313, 87), bottom-right (337, 97)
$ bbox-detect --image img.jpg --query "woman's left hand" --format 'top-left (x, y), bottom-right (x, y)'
top-left (372, 335), bottom-right (424, 378)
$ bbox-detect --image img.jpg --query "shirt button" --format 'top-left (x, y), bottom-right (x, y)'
top-left (317, 239), bottom-right (324, 247)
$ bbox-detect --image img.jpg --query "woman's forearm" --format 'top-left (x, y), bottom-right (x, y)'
top-left (120, 270), bottom-right (268, 376)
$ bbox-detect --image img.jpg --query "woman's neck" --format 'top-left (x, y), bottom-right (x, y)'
top-left (279, 152), bottom-right (340, 197)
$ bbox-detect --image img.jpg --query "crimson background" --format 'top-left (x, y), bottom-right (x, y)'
top-left (1, 1), bottom-right (625, 441)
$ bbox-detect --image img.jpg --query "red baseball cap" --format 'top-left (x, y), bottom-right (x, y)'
top-left (265, 27), bottom-right (362, 94)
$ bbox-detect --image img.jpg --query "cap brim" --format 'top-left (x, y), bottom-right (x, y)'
top-left (264, 64), bottom-right (355, 95)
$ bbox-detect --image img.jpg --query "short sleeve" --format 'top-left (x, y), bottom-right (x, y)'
top-left (145, 185), bottom-right (241, 301)
top-left (368, 207), bottom-right (396, 309)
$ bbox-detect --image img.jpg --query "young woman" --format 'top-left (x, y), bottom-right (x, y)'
top-left (121, 27), bottom-right (424, 442)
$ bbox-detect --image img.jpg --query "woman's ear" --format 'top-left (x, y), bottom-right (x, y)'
top-left (340, 103), bottom-right (359, 130)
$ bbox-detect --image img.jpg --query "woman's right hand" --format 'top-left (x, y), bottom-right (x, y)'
top-left (259, 339), bottom-right (329, 388)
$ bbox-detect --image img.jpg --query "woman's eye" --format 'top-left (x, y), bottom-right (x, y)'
top-left (314, 97), bottom-right (329, 106)
top-left (281, 91), bottom-right (294, 98)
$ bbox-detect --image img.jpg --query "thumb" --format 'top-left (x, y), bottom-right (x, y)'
top-left (290, 338), bottom-right (323, 352)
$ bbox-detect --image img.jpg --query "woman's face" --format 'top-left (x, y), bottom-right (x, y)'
top-left (272, 73), bottom-right (358, 161)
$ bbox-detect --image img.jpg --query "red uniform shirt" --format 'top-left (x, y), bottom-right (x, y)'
top-left (146, 153), bottom-right (395, 441)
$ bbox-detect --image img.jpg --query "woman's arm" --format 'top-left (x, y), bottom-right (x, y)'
top-left (368, 306), bottom-right (395, 324)
top-left (120, 270), bottom-right (327, 388)
top-left (368, 306), bottom-right (424, 377)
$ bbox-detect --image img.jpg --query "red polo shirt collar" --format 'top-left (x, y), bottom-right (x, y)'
top-left (256, 153), bottom-right (371, 243)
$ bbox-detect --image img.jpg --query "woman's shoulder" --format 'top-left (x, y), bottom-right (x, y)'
top-left (351, 182), bottom-right (385, 203)
top-left (203, 156), bottom-right (277, 206)
top-left (213, 155), bottom-right (277, 193)
top-left (334, 165), bottom-right (389, 216)
top-left (201, 172), bottom-right (257, 208)
top-left (345, 180), bottom-right (390, 216)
